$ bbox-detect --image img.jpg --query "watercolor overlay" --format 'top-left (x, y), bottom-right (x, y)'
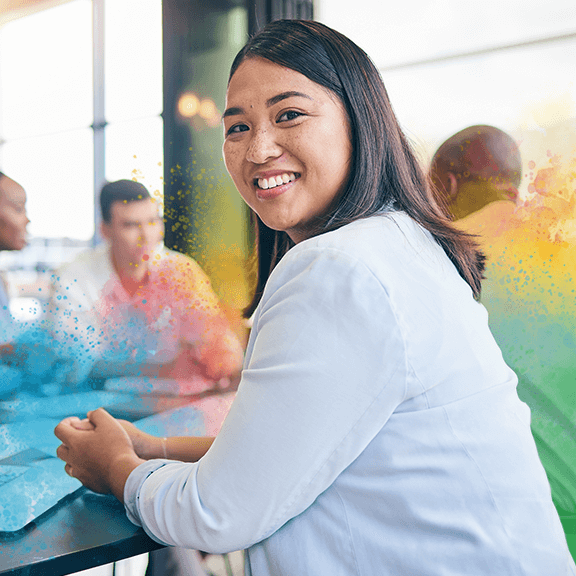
top-left (456, 151), bottom-right (576, 556)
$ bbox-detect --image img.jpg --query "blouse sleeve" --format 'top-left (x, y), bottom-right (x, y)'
top-left (124, 245), bottom-right (408, 553)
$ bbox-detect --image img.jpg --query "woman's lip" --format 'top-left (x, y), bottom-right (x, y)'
top-left (255, 178), bottom-right (296, 200)
top-left (253, 170), bottom-right (301, 180)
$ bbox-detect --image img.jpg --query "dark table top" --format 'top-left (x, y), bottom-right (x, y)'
top-left (0, 395), bottom-right (204, 576)
top-left (0, 488), bottom-right (163, 576)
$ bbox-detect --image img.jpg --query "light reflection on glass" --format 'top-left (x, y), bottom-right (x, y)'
top-left (105, 0), bottom-right (163, 122)
top-left (3, 130), bottom-right (94, 240)
top-left (105, 117), bottom-right (164, 202)
top-left (0, 0), bottom-right (92, 140)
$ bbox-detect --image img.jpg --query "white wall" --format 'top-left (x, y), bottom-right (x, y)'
top-left (315, 0), bottom-right (576, 175)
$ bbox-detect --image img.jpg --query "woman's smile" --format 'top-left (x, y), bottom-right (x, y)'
top-left (222, 57), bottom-right (352, 243)
top-left (253, 171), bottom-right (300, 200)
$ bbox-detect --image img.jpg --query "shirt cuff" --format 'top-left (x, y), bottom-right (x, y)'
top-left (124, 459), bottom-right (174, 544)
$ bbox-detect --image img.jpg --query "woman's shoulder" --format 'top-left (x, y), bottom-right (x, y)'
top-left (282, 212), bottom-right (440, 275)
top-left (264, 213), bottom-right (406, 299)
top-left (301, 211), bottom-right (429, 249)
top-left (265, 211), bottom-right (461, 315)
top-left (254, 216), bottom-right (409, 349)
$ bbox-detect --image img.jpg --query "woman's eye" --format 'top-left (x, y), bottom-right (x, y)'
top-left (226, 124), bottom-right (249, 136)
top-left (278, 110), bottom-right (303, 122)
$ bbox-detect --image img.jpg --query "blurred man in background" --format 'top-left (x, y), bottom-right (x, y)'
top-left (51, 179), bottom-right (245, 576)
top-left (430, 124), bottom-right (522, 221)
top-left (51, 179), bottom-right (243, 433)
top-left (431, 126), bottom-right (576, 561)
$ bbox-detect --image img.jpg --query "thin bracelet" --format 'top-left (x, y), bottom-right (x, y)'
top-left (161, 437), bottom-right (168, 459)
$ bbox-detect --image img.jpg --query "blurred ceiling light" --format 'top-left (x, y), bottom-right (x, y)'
top-left (198, 98), bottom-right (218, 121)
top-left (177, 92), bottom-right (200, 117)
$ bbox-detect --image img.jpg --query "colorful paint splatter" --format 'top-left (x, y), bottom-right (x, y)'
top-left (457, 152), bottom-right (576, 526)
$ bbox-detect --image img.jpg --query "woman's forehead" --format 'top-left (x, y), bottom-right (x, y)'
top-left (225, 58), bottom-right (345, 118)
top-left (227, 58), bottom-right (318, 101)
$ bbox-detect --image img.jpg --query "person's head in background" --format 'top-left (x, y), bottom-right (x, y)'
top-left (430, 125), bottom-right (522, 220)
top-left (0, 172), bottom-right (29, 251)
top-left (99, 179), bottom-right (164, 277)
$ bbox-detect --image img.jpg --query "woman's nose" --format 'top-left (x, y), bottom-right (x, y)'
top-left (245, 128), bottom-right (282, 164)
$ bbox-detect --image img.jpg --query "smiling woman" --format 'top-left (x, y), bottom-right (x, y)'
top-left (54, 19), bottom-right (576, 576)
top-left (222, 59), bottom-right (352, 245)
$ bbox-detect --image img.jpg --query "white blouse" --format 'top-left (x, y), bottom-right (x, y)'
top-left (124, 212), bottom-right (575, 576)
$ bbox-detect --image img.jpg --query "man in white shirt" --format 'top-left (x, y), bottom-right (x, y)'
top-left (51, 179), bottom-right (244, 576)
top-left (51, 179), bottom-right (243, 430)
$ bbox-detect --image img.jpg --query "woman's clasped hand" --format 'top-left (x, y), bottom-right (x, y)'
top-left (54, 409), bottom-right (145, 500)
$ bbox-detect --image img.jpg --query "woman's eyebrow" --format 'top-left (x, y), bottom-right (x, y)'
top-left (222, 91), bottom-right (313, 119)
top-left (222, 106), bottom-right (243, 119)
top-left (266, 91), bottom-right (313, 107)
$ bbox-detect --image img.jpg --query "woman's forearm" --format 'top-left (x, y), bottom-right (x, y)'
top-left (162, 436), bottom-right (215, 462)
top-left (119, 421), bottom-right (215, 463)
top-left (109, 452), bottom-right (146, 503)
top-left (137, 433), bottom-right (215, 462)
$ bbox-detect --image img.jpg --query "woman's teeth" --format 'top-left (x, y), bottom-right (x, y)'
top-left (257, 172), bottom-right (297, 190)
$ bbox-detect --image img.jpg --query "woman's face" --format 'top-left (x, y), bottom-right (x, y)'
top-left (223, 57), bottom-right (352, 243)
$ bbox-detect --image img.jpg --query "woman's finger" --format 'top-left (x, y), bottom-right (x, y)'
top-left (56, 443), bottom-right (69, 461)
top-left (54, 420), bottom-right (73, 443)
top-left (64, 416), bottom-right (81, 424)
top-left (65, 416), bottom-right (95, 430)
top-left (87, 407), bottom-right (115, 427)
top-left (72, 418), bottom-right (95, 431)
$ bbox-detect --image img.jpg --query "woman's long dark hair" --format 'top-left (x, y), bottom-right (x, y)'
top-left (230, 20), bottom-right (485, 318)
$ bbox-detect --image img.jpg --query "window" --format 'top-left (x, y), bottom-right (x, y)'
top-left (103, 0), bottom-right (163, 196)
top-left (317, 0), bottom-right (576, 169)
top-left (0, 0), bottom-right (94, 241)
top-left (0, 0), bottom-right (163, 301)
